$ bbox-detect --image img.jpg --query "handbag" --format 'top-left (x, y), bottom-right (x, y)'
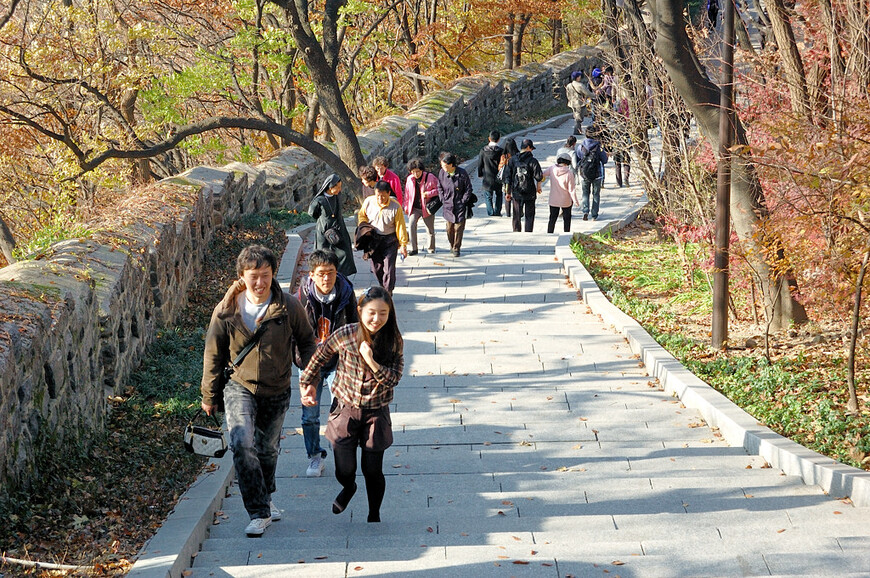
top-left (183, 409), bottom-right (228, 458)
top-left (322, 195), bottom-right (343, 246)
top-left (425, 195), bottom-right (443, 214)
top-left (323, 226), bottom-right (342, 245)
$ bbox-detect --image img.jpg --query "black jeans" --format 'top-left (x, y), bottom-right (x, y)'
top-left (224, 382), bottom-right (291, 519)
top-left (370, 233), bottom-right (399, 294)
top-left (548, 205), bottom-right (572, 233)
top-left (511, 197), bottom-right (536, 232)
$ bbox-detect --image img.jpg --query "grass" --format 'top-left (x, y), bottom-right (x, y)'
top-left (571, 223), bottom-right (870, 470)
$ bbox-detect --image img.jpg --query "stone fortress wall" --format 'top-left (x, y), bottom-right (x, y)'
top-left (0, 46), bottom-right (603, 491)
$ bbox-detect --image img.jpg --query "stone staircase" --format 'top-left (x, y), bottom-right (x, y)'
top-left (182, 119), bottom-right (870, 577)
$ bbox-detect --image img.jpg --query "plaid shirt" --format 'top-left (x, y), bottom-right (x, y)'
top-left (300, 323), bottom-right (403, 409)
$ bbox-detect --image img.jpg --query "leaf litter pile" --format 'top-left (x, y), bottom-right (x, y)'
top-left (0, 210), bottom-right (309, 576)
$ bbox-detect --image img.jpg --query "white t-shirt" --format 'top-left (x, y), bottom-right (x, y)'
top-left (239, 293), bottom-right (272, 332)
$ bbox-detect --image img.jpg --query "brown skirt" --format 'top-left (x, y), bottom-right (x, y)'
top-left (325, 399), bottom-right (393, 452)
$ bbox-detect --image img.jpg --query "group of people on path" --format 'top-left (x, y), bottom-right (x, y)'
top-left (308, 152), bottom-right (476, 299)
top-left (201, 245), bottom-right (404, 537)
top-left (196, 69), bottom-right (636, 537)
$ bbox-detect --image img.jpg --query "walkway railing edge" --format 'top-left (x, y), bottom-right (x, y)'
top-left (554, 210), bottom-right (870, 509)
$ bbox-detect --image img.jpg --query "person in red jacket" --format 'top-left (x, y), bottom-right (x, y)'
top-left (373, 156), bottom-right (404, 205)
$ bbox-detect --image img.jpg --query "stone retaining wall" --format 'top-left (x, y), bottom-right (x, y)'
top-left (0, 45), bottom-right (603, 491)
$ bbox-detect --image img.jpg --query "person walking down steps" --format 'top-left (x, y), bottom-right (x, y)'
top-left (295, 249), bottom-right (358, 478)
top-left (403, 158), bottom-right (440, 255)
top-left (437, 151), bottom-right (475, 257)
top-left (200, 245), bottom-right (317, 537)
top-left (357, 180), bottom-right (408, 295)
top-left (308, 174), bottom-right (356, 278)
top-left (300, 286), bottom-right (404, 524)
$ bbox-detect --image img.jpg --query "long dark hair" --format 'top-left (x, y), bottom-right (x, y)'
top-left (356, 286), bottom-right (403, 365)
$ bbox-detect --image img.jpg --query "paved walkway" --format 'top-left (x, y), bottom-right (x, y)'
top-left (183, 119), bottom-right (870, 577)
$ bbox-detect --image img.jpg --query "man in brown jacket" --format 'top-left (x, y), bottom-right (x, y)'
top-left (201, 245), bottom-right (316, 537)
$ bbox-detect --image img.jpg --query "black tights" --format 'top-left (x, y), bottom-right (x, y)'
top-left (333, 444), bottom-right (385, 522)
top-left (548, 205), bottom-right (572, 233)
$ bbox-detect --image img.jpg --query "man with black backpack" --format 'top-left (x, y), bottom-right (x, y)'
top-left (505, 138), bottom-right (544, 232)
top-left (576, 126), bottom-right (609, 221)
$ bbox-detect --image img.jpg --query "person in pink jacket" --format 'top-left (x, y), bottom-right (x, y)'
top-left (403, 158), bottom-right (440, 255)
top-left (541, 153), bottom-right (579, 233)
top-left (373, 156), bottom-right (404, 206)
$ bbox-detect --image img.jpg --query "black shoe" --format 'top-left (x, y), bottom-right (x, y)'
top-left (583, 214), bottom-right (588, 221)
top-left (451, 249), bottom-right (460, 257)
top-left (332, 483), bottom-right (357, 514)
top-left (408, 250), bottom-right (418, 256)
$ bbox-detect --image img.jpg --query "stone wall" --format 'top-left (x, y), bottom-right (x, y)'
top-left (0, 45), bottom-right (603, 491)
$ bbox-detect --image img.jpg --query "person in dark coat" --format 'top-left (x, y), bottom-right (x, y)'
top-left (477, 130), bottom-right (504, 216)
top-left (308, 174), bottom-right (356, 278)
top-left (437, 151), bottom-right (474, 257)
top-left (505, 139), bottom-right (544, 233)
top-left (499, 138), bottom-right (520, 218)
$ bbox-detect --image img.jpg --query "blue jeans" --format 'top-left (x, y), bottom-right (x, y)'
top-left (581, 177), bottom-right (603, 219)
top-left (483, 189), bottom-right (503, 216)
top-left (224, 381), bottom-right (291, 520)
top-left (302, 369), bottom-right (335, 458)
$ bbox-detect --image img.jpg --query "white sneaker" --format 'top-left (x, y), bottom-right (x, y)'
top-left (306, 455), bottom-right (325, 477)
top-left (269, 501), bottom-right (282, 521)
top-left (245, 516), bottom-right (271, 536)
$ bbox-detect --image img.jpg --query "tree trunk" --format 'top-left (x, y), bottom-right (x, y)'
top-left (765, 0), bottom-right (811, 121)
top-left (273, 0), bottom-right (366, 186)
top-left (120, 88), bottom-right (153, 184)
top-left (846, 248), bottom-right (870, 413)
top-left (819, 0), bottom-right (844, 128)
top-left (650, 0), bottom-right (808, 330)
top-left (513, 15), bottom-right (531, 68)
top-left (0, 215), bottom-right (16, 264)
top-left (551, 18), bottom-right (562, 56)
top-left (504, 17), bottom-right (515, 70)
top-left (397, 6), bottom-right (425, 97)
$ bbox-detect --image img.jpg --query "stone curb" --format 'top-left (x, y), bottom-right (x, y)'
top-left (554, 226), bottom-right (870, 509)
top-left (127, 226), bottom-right (308, 578)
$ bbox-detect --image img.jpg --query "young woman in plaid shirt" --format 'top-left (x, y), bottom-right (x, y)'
top-left (299, 286), bottom-right (404, 523)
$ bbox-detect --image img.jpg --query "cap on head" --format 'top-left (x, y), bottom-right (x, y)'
top-left (557, 153), bottom-right (572, 164)
top-left (592, 67), bottom-right (602, 78)
top-left (571, 71), bottom-right (583, 81)
top-left (521, 138), bottom-right (535, 150)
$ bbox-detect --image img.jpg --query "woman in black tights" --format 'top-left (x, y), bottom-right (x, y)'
top-left (299, 285), bottom-right (404, 523)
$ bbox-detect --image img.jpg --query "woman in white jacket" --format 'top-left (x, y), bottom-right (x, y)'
top-left (541, 153), bottom-right (579, 233)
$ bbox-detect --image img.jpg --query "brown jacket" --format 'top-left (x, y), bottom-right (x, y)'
top-left (201, 279), bottom-right (316, 407)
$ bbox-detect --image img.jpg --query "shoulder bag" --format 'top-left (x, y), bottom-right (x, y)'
top-left (184, 409), bottom-right (228, 458)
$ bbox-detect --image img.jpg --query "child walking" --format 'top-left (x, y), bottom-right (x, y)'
top-left (299, 286), bottom-right (404, 523)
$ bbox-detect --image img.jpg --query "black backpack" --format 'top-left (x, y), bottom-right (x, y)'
top-left (579, 144), bottom-right (600, 181)
top-left (513, 159), bottom-right (537, 198)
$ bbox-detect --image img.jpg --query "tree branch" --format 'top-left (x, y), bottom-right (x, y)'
top-left (0, 0), bottom-right (21, 31)
top-left (74, 116), bottom-right (356, 185)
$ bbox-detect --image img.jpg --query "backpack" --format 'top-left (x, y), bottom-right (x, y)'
top-left (513, 158), bottom-right (537, 198)
top-left (579, 144), bottom-right (600, 181)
